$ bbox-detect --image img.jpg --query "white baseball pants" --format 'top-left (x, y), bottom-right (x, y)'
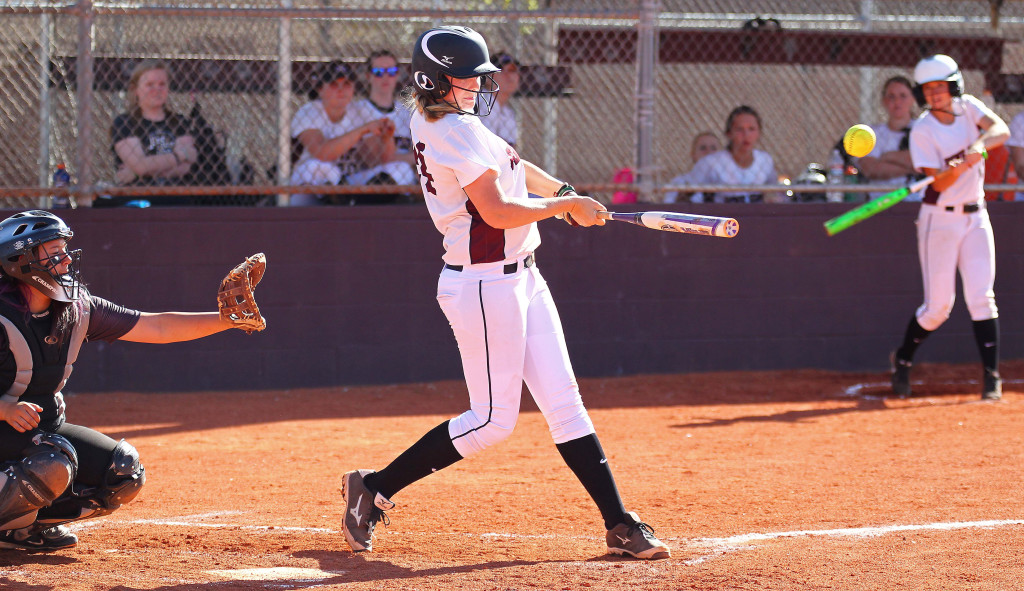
top-left (915, 205), bottom-right (998, 331)
top-left (438, 259), bottom-right (595, 458)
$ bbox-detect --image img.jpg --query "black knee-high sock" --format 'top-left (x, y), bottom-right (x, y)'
top-left (556, 433), bottom-right (627, 530)
top-left (972, 318), bottom-right (999, 373)
top-left (896, 316), bottom-right (932, 362)
top-left (362, 420), bottom-right (463, 500)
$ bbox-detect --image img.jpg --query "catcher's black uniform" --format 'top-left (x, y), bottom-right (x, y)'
top-left (0, 288), bottom-right (144, 529)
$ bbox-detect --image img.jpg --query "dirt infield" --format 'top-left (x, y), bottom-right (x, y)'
top-left (2, 360), bottom-right (1022, 590)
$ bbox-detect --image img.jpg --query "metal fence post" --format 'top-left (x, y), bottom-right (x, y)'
top-left (277, 0), bottom-right (293, 206)
top-left (75, 0), bottom-right (96, 206)
top-left (38, 13), bottom-right (51, 201)
top-left (635, 0), bottom-right (659, 203)
top-left (542, 17), bottom-right (559, 176)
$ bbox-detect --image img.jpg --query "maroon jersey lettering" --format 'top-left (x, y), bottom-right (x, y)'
top-left (507, 146), bottom-right (521, 170)
top-left (414, 141), bottom-right (436, 195)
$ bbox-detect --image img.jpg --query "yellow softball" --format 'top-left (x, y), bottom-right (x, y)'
top-left (843, 124), bottom-right (876, 158)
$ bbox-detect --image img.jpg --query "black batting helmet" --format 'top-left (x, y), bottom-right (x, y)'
top-left (0, 210), bottom-right (82, 302)
top-left (411, 26), bottom-right (500, 115)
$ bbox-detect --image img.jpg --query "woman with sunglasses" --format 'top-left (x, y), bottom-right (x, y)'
top-left (352, 50), bottom-right (416, 197)
top-left (291, 60), bottom-right (415, 205)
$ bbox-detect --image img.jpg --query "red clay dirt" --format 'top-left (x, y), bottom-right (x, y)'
top-left (1, 360), bottom-right (1022, 590)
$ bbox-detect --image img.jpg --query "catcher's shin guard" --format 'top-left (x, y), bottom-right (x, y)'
top-left (0, 433), bottom-right (78, 531)
top-left (37, 439), bottom-right (145, 526)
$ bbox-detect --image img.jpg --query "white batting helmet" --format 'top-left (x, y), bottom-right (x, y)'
top-left (912, 54), bottom-right (964, 107)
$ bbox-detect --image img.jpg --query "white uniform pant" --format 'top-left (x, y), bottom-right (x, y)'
top-left (438, 259), bottom-right (595, 458)
top-left (914, 205), bottom-right (998, 331)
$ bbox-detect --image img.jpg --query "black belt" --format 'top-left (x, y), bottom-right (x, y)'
top-left (445, 253), bottom-right (535, 274)
top-left (945, 203), bottom-right (981, 213)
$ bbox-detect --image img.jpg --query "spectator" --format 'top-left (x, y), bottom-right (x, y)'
top-left (290, 61), bottom-right (415, 206)
top-left (481, 51), bottom-right (520, 147)
top-left (105, 59), bottom-right (198, 207)
top-left (354, 50), bottom-right (416, 195)
top-left (664, 131), bottom-right (722, 203)
top-left (1003, 111), bottom-right (1024, 200)
top-left (855, 75), bottom-right (923, 200)
top-left (685, 106), bottom-right (779, 203)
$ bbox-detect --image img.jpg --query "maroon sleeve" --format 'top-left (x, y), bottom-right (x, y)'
top-left (86, 295), bottom-right (142, 343)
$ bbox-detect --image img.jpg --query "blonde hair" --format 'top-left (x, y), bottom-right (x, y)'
top-left (126, 59), bottom-right (171, 118)
top-left (404, 87), bottom-right (459, 122)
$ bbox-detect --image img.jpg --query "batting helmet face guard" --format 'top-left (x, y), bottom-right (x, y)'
top-left (912, 54), bottom-right (964, 107)
top-left (411, 26), bottom-right (500, 116)
top-left (0, 210), bottom-right (83, 302)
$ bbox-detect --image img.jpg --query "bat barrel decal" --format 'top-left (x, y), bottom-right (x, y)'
top-left (597, 211), bottom-right (739, 238)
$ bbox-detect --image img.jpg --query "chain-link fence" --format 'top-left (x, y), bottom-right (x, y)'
top-left (4, 0), bottom-right (1024, 208)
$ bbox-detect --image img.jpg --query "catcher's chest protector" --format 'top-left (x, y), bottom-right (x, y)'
top-left (0, 299), bottom-right (89, 404)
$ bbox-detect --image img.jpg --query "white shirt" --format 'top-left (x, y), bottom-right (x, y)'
top-left (355, 97), bottom-right (414, 154)
top-left (1005, 111), bottom-right (1024, 201)
top-left (864, 122), bottom-right (922, 201)
top-left (684, 149), bottom-right (777, 203)
top-left (1006, 111), bottom-right (1024, 149)
top-left (410, 110), bottom-right (539, 266)
top-left (481, 99), bottom-right (518, 146)
top-left (909, 94), bottom-right (992, 206)
top-left (290, 99), bottom-right (382, 177)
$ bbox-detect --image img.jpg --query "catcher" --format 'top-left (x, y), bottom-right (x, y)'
top-left (0, 210), bottom-right (265, 551)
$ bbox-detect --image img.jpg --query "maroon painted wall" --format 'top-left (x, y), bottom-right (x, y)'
top-left (58, 202), bottom-right (1023, 393)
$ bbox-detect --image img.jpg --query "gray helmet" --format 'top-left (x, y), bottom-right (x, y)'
top-left (411, 26), bottom-right (500, 115)
top-left (0, 210), bottom-right (82, 302)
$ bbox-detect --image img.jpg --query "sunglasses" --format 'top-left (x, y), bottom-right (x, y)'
top-left (371, 66), bottom-right (400, 78)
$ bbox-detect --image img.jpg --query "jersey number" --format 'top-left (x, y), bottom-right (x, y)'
top-left (414, 141), bottom-right (436, 195)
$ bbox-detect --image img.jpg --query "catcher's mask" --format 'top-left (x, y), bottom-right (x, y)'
top-left (0, 210), bottom-right (83, 302)
top-left (411, 26), bottom-right (500, 116)
top-left (912, 54), bottom-right (964, 108)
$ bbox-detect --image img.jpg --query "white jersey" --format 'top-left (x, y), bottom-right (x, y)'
top-left (290, 99), bottom-right (382, 177)
top-left (685, 149), bottom-right (776, 203)
top-left (865, 122), bottom-right (922, 201)
top-left (480, 99), bottom-right (518, 146)
top-left (909, 94), bottom-right (993, 206)
top-left (354, 97), bottom-right (414, 154)
top-left (410, 109), bottom-right (540, 266)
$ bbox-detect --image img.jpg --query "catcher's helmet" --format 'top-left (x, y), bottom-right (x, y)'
top-left (411, 26), bottom-right (499, 115)
top-left (912, 54), bottom-right (964, 107)
top-left (0, 210), bottom-right (82, 302)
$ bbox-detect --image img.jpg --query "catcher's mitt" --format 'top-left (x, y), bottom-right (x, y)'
top-left (218, 253), bottom-right (267, 334)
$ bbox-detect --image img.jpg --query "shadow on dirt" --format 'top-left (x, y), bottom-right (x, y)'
top-left (63, 360), bottom-right (1020, 440)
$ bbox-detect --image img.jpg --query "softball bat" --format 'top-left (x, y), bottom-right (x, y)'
top-left (597, 211), bottom-right (739, 238)
top-left (824, 150), bottom-right (987, 236)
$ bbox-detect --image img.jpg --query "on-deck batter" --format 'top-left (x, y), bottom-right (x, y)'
top-left (340, 25), bottom-right (670, 561)
top-left (890, 54), bottom-right (1010, 400)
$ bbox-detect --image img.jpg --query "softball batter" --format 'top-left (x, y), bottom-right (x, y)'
top-left (341, 26), bottom-right (670, 560)
top-left (890, 54), bottom-right (1009, 400)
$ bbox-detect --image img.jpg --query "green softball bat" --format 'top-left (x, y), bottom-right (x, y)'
top-left (823, 181), bottom-right (925, 236)
top-left (824, 150), bottom-right (987, 236)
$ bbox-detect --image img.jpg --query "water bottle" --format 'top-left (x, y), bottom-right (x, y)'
top-left (51, 163), bottom-right (71, 209)
top-left (843, 164), bottom-right (860, 202)
top-left (826, 149), bottom-right (844, 203)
